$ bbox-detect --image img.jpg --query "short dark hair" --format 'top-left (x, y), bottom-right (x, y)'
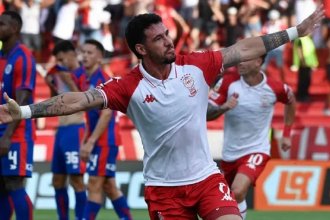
top-left (125, 13), bottom-right (162, 59)
top-left (260, 54), bottom-right (267, 65)
top-left (52, 40), bottom-right (75, 55)
top-left (84, 39), bottom-right (105, 56)
top-left (2, 11), bottom-right (22, 32)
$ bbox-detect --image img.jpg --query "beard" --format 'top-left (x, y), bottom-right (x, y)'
top-left (163, 54), bottom-right (176, 64)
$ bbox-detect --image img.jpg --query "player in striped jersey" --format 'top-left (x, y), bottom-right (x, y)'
top-left (74, 39), bottom-right (131, 220)
top-left (0, 11), bottom-right (36, 220)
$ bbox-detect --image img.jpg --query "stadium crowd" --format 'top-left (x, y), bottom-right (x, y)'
top-left (0, 0), bottom-right (329, 111)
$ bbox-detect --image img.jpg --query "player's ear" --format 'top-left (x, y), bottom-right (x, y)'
top-left (135, 44), bottom-right (146, 56)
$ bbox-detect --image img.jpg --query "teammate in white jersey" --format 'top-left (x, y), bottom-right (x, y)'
top-left (0, 6), bottom-right (324, 220)
top-left (207, 55), bottom-right (296, 219)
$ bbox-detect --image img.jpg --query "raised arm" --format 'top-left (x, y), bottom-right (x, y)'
top-left (221, 5), bottom-right (324, 68)
top-left (0, 89), bottom-right (104, 124)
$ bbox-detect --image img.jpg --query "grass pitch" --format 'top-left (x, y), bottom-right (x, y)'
top-left (21, 209), bottom-right (330, 220)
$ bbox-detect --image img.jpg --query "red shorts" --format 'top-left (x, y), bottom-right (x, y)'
top-left (144, 173), bottom-right (240, 220)
top-left (220, 153), bottom-right (270, 186)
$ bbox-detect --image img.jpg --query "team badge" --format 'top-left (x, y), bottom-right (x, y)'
top-left (5, 64), bottom-right (12, 75)
top-left (181, 73), bottom-right (197, 97)
top-left (261, 95), bottom-right (271, 107)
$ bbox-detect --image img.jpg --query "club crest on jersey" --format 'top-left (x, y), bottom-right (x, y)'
top-left (5, 64), bottom-right (12, 75)
top-left (181, 73), bottom-right (197, 97)
top-left (261, 95), bottom-right (271, 107)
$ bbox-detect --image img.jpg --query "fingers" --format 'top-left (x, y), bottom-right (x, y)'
top-left (3, 92), bottom-right (10, 102)
top-left (232, 92), bottom-right (239, 99)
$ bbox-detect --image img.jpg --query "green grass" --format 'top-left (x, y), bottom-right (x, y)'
top-left (23, 209), bottom-right (330, 220)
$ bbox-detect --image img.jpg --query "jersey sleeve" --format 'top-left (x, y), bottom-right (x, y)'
top-left (96, 72), bottom-right (141, 113)
top-left (267, 77), bottom-right (292, 104)
top-left (183, 50), bottom-right (223, 86)
top-left (209, 72), bottom-right (239, 105)
top-left (13, 52), bottom-right (36, 91)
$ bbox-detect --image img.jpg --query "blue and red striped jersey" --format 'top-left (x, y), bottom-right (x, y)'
top-left (0, 43), bottom-right (36, 142)
top-left (73, 67), bottom-right (121, 146)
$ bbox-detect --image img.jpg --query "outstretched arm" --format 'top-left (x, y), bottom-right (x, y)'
top-left (221, 5), bottom-right (324, 68)
top-left (0, 89), bottom-right (104, 124)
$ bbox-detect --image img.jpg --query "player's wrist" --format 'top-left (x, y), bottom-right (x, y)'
top-left (20, 105), bottom-right (32, 119)
top-left (286, 27), bottom-right (298, 41)
top-left (283, 125), bottom-right (292, 138)
top-left (87, 138), bottom-right (96, 144)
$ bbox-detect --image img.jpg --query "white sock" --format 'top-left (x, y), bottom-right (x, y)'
top-left (238, 200), bottom-right (247, 220)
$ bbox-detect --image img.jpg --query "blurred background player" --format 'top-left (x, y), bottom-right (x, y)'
top-left (0, 11), bottom-right (36, 220)
top-left (207, 55), bottom-right (296, 219)
top-left (45, 40), bottom-right (87, 220)
top-left (73, 39), bottom-right (131, 220)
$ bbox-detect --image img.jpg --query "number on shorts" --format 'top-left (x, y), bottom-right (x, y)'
top-left (247, 154), bottom-right (263, 166)
top-left (65, 151), bottom-right (79, 164)
top-left (88, 154), bottom-right (98, 171)
top-left (8, 150), bottom-right (17, 167)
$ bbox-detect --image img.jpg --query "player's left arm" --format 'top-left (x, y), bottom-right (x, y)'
top-left (80, 109), bottom-right (112, 162)
top-left (207, 94), bottom-right (238, 121)
top-left (281, 90), bottom-right (296, 152)
top-left (0, 89), bottom-right (31, 156)
top-left (220, 5), bottom-right (324, 68)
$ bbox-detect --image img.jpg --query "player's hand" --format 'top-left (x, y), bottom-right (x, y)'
top-left (222, 93), bottom-right (239, 111)
top-left (0, 136), bottom-right (11, 157)
top-left (80, 139), bottom-right (94, 162)
top-left (281, 137), bottom-right (291, 152)
top-left (0, 93), bottom-right (22, 124)
top-left (297, 4), bottom-right (324, 37)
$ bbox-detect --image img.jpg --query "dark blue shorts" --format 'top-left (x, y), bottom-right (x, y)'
top-left (0, 141), bottom-right (34, 177)
top-left (51, 123), bottom-right (86, 174)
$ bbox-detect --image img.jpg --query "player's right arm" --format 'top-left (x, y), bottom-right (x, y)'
top-left (0, 89), bottom-right (104, 124)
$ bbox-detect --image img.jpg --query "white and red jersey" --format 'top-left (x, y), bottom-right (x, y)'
top-left (209, 71), bottom-right (292, 161)
top-left (97, 51), bottom-right (223, 186)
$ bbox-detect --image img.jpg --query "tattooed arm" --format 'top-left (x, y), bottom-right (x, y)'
top-left (0, 89), bottom-right (104, 124)
top-left (221, 5), bottom-right (324, 68)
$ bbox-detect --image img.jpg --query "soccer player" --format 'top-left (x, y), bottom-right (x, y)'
top-left (74, 39), bottom-right (131, 219)
top-left (0, 11), bottom-right (37, 220)
top-left (0, 6), bottom-right (324, 220)
top-left (207, 55), bottom-right (296, 219)
top-left (45, 40), bottom-right (87, 220)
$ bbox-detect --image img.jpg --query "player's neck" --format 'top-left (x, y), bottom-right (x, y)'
top-left (1, 37), bottom-right (19, 55)
top-left (243, 71), bottom-right (263, 86)
top-left (141, 59), bottom-right (171, 80)
top-left (85, 64), bottom-right (100, 77)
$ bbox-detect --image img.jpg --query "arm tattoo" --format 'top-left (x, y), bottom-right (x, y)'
top-left (30, 95), bottom-right (73, 118)
top-left (84, 93), bottom-right (91, 104)
top-left (261, 30), bottom-right (289, 52)
top-left (30, 89), bottom-right (105, 118)
top-left (221, 46), bottom-right (242, 68)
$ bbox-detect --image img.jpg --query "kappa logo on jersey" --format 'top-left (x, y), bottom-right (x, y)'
top-left (181, 73), bottom-right (197, 97)
top-left (219, 182), bottom-right (234, 201)
top-left (143, 94), bottom-right (157, 103)
top-left (5, 64), bottom-right (12, 75)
